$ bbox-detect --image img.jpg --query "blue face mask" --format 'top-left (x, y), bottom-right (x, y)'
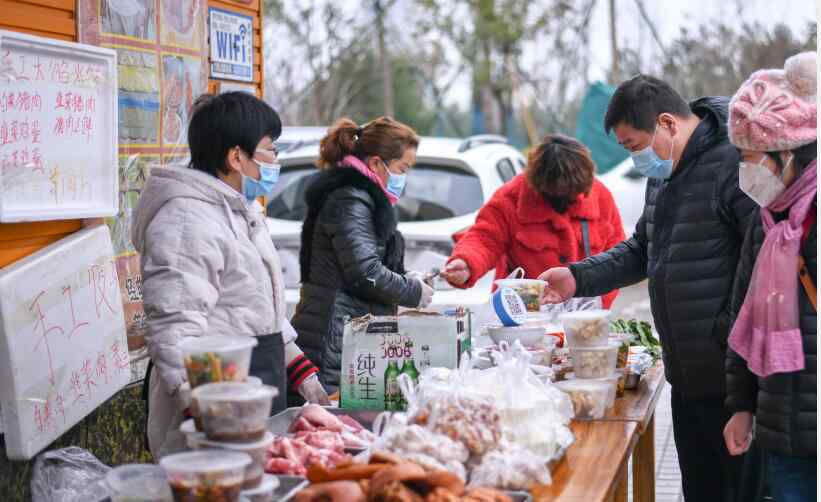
top-left (242, 154), bottom-right (281, 201)
top-left (630, 125), bottom-right (675, 179)
top-left (382, 160), bottom-right (407, 198)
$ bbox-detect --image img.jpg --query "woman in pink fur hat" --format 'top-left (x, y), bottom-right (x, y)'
top-left (723, 51), bottom-right (817, 502)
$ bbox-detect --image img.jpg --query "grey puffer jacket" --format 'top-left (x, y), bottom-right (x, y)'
top-left (292, 167), bottom-right (422, 393)
top-left (132, 165), bottom-right (298, 397)
top-left (569, 97), bottom-right (759, 400)
top-left (725, 202), bottom-right (816, 457)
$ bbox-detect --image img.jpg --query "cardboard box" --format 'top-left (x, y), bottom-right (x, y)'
top-left (340, 309), bottom-right (471, 411)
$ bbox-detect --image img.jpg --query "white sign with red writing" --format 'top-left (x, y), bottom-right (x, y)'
top-left (0, 30), bottom-right (118, 222)
top-left (0, 225), bottom-right (129, 460)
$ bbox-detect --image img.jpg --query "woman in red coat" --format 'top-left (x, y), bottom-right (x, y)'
top-left (441, 134), bottom-right (626, 308)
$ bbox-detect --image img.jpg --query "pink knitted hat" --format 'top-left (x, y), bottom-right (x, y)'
top-left (728, 52), bottom-right (817, 152)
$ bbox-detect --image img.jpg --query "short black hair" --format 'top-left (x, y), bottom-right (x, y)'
top-left (604, 75), bottom-right (692, 134)
top-left (187, 92), bottom-right (282, 177)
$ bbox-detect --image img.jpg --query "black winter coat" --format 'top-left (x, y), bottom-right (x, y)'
top-left (291, 167), bottom-right (422, 393)
top-left (569, 97), bottom-right (758, 400)
top-left (725, 204), bottom-right (816, 457)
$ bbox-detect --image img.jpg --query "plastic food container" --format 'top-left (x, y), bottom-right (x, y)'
top-left (160, 450), bottom-right (251, 502)
top-left (492, 287), bottom-right (529, 326)
top-left (570, 343), bottom-right (619, 379)
top-left (106, 464), bottom-right (174, 502)
top-left (181, 336), bottom-right (258, 388)
top-left (192, 382), bottom-right (278, 442)
top-left (486, 324), bottom-right (545, 347)
top-left (559, 310), bottom-right (611, 348)
top-left (240, 474), bottom-right (280, 502)
top-left (494, 279), bottom-right (547, 312)
top-left (192, 432), bottom-right (275, 490)
top-left (189, 376), bottom-right (263, 432)
top-left (554, 379), bottom-right (613, 420)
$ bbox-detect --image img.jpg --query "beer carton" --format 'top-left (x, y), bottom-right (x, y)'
top-left (340, 309), bottom-right (471, 411)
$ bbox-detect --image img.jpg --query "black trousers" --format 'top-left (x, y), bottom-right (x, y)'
top-left (670, 387), bottom-right (745, 502)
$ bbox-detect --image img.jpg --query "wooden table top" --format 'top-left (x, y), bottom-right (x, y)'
top-left (532, 421), bottom-right (639, 502)
top-left (602, 363), bottom-right (666, 432)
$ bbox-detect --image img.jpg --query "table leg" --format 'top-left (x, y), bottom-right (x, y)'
top-left (614, 461), bottom-right (628, 502)
top-left (632, 414), bottom-right (656, 502)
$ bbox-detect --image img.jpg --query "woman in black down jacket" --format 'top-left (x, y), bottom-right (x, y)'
top-left (723, 52), bottom-right (817, 502)
top-left (291, 117), bottom-right (434, 394)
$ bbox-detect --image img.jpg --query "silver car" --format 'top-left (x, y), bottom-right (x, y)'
top-left (265, 133), bottom-right (527, 317)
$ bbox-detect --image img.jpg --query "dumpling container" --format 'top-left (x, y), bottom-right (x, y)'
top-left (106, 464), bottom-right (173, 502)
top-left (160, 450), bottom-right (251, 502)
top-left (181, 335), bottom-right (258, 388)
top-left (180, 419), bottom-right (206, 449)
top-left (553, 379), bottom-right (613, 420)
top-left (187, 376), bottom-right (263, 432)
top-left (240, 474), bottom-right (281, 502)
top-left (192, 432), bottom-right (274, 489)
top-left (494, 279), bottom-right (547, 312)
top-left (192, 382), bottom-right (278, 442)
top-left (570, 343), bottom-right (619, 379)
top-left (486, 324), bottom-right (545, 347)
top-left (559, 310), bottom-right (611, 348)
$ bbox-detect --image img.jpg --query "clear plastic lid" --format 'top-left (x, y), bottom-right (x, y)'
top-left (191, 382), bottom-right (278, 403)
top-left (554, 378), bottom-right (613, 392)
top-left (241, 474), bottom-right (280, 495)
top-left (160, 450), bottom-right (252, 474)
top-left (180, 335), bottom-right (258, 354)
top-left (106, 464), bottom-right (172, 498)
top-left (195, 431), bottom-right (275, 451)
top-left (494, 278), bottom-right (547, 288)
top-left (558, 309), bottom-right (611, 321)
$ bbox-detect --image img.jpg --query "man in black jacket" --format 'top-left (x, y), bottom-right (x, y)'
top-left (539, 75), bottom-right (757, 501)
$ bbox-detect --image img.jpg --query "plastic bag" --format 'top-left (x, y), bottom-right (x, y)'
top-left (541, 296), bottom-right (603, 323)
top-left (457, 341), bottom-right (575, 461)
top-left (468, 442), bottom-right (552, 490)
top-left (31, 447), bottom-right (111, 502)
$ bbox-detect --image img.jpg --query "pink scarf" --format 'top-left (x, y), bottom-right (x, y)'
top-left (728, 160), bottom-right (817, 377)
top-left (341, 155), bottom-right (398, 205)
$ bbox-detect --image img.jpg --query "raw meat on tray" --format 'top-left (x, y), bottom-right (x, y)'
top-left (266, 405), bottom-right (375, 477)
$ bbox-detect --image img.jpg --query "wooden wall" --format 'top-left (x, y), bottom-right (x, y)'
top-left (0, 0), bottom-right (264, 269)
top-left (0, 0), bottom-right (83, 268)
top-left (207, 0), bottom-right (264, 96)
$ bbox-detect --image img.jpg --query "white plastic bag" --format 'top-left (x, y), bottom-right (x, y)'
top-left (30, 447), bottom-right (111, 502)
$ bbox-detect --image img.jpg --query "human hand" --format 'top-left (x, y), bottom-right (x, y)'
top-left (724, 411), bottom-right (754, 455)
top-left (416, 279), bottom-right (434, 309)
top-left (440, 259), bottom-right (471, 287)
top-left (299, 374), bottom-right (331, 406)
top-left (538, 267), bottom-right (577, 304)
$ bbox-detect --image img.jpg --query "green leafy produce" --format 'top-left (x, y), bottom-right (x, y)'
top-left (610, 318), bottom-right (661, 361)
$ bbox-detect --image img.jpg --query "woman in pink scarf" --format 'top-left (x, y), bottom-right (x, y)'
top-left (723, 52), bottom-right (816, 502)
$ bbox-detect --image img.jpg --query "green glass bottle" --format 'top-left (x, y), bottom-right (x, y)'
top-left (384, 360), bottom-right (401, 411)
top-left (398, 359), bottom-right (420, 411)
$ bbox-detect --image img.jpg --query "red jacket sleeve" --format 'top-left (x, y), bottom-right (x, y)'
top-left (448, 194), bottom-right (512, 289)
top-left (600, 189), bottom-right (627, 309)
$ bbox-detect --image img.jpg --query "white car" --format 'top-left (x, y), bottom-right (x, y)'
top-left (598, 157), bottom-right (647, 237)
top-left (265, 133), bottom-right (527, 317)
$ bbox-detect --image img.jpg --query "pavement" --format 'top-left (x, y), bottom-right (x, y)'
top-left (611, 282), bottom-right (684, 502)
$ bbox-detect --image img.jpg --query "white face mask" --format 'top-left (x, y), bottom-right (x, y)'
top-left (739, 154), bottom-right (792, 208)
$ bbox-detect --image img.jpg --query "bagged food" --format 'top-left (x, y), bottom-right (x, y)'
top-left (456, 342), bottom-right (574, 461)
top-left (468, 442), bottom-right (551, 490)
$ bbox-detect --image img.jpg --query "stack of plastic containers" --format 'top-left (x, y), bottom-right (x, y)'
top-left (554, 310), bottom-right (620, 420)
top-left (175, 336), bottom-right (280, 501)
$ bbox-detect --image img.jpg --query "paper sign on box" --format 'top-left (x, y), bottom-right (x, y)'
top-left (0, 226), bottom-right (129, 460)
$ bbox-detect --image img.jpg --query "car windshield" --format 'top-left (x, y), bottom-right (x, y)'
top-left (266, 163), bottom-right (484, 222)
